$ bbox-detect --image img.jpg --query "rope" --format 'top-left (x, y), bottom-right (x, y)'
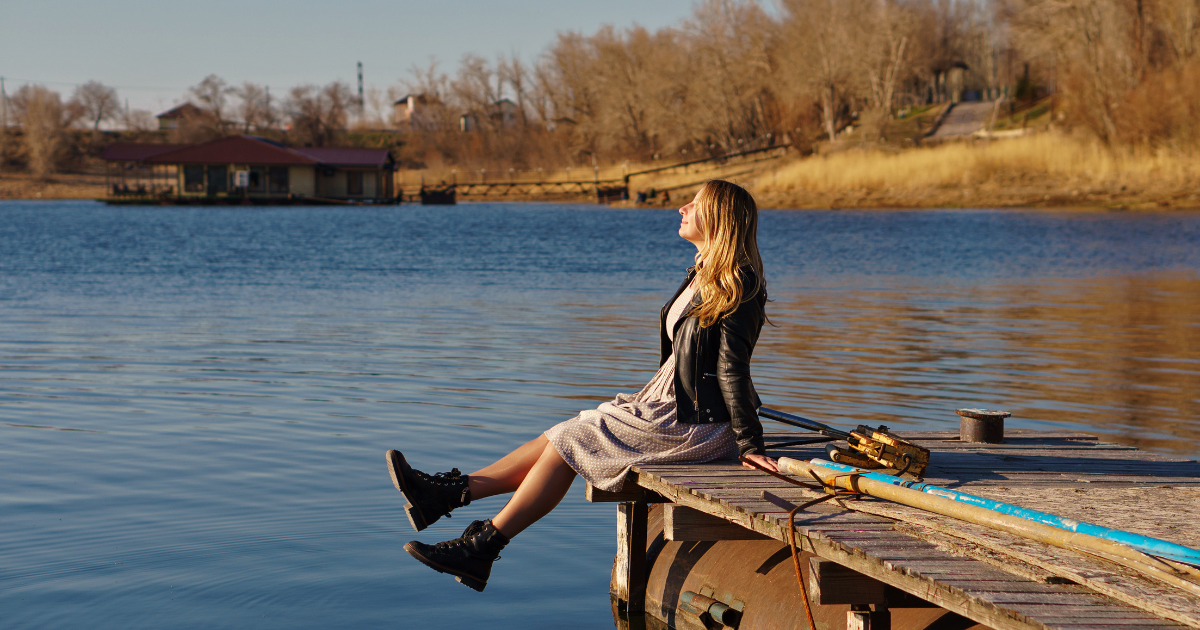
top-left (740, 457), bottom-right (865, 630)
top-left (789, 504), bottom-right (818, 630)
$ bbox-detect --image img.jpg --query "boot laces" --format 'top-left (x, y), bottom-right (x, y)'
top-left (429, 521), bottom-right (500, 559)
top-left (432, 538), bottom-right (466, 551)
top-left (416, 468), bottom-right (463, 485)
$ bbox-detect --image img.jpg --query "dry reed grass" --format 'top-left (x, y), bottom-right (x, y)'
top-left (0, 172), bottom-right (105, 200)
top-left (746, 133), bottom-right (1200, 209)
top-left (757, 133), bottom-right (1200, 194)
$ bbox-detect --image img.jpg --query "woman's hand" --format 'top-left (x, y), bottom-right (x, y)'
top-left (741, 453), bottom-right (779, 473)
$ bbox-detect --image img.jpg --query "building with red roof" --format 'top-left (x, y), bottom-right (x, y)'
top-left (101, 135), bottom-right (396, 204)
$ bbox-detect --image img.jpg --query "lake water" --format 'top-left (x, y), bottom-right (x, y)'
top-left (2, 201), bottom-right (1198, 629)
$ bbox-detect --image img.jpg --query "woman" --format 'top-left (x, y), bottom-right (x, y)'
top-left (385, 179), bottom-right (777, 592)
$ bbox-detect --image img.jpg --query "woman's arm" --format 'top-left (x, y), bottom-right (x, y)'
top-left (716, 287), bottom-right (766, 459)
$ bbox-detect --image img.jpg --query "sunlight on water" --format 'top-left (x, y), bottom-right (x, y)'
top-left (1, 201), bottom-right (1197, 629)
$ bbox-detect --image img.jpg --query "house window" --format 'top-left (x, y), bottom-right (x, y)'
top-left (206, 166), bottom-right (227, 194)
top-left (249, 167), bottom-right (266, 192)
top-left (269, 167), bottom-right (289, 193)
top-left (347, 171), bottom-right (363, 195)
top-left (184, 166), bottom-right (205, 192)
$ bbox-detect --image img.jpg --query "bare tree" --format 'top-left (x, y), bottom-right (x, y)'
top-left (782, 0), bottom-right (859, 141)
top-left (72, 81), bottom-right (120, 131)
top-left (365, 86), bottom-right (394, 129)
top-left (498, 54), bottom-right (531, 126)
top-left (401, 59), bottom-right (455, 130)
top-left (855, 0), bottom-right (917, 138)
top-left (285, 81), bottom-right (353, 146)
top-left (123, 109), bottom-right (157, 132)
top-left (1009, 0), bottom-right (1142, 143)
top-left (685, 0), bottom-right (776, 150)
top-left (232, 82), bottom-right (274, 132)
top-left (405, 59), bottom-right (453, 100)
top-left (452, 54), bottom-right (502, 129)
top-left (11, 85), bottom-right (79, 178)
top-left (539, 32), bottom-right (605, 153)
top-left (1157, 0), bottom-right (1200, 61)
top-left (189, 74), bottom-right (232, 130)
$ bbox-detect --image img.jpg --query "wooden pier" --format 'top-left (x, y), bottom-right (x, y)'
top-left (589, 429), bottom-right (1200, 630)
top-left (406, 144), bottom-right (794, 204)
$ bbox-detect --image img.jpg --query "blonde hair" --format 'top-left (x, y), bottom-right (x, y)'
top-left (690, 180), bottom-right (766, 328)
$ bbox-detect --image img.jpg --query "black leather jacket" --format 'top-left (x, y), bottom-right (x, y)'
top-left (659, 265), bottom-right (767, 457)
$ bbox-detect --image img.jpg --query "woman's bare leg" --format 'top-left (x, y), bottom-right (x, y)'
top-left (490, 440), bottom-right (577, 538)
top-left (467, 434), bottom-right (550, 500)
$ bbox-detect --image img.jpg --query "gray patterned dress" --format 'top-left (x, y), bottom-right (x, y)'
top-left (545, 283), bottom-right (738, 491)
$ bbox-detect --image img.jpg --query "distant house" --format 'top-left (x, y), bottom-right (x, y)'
top-left (926, 62), bottom-right (971, 104)
top-left (393, 94), bottom-right (439, 130)
top-left (100, 135), bottom-right (396, 204)
top-left (460, 99), bottom-right (520, 132)
top-left (155, 103), bottom-right (209, 130)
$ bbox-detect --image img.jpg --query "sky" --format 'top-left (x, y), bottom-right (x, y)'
top-left (0, 0), bottom-right (703, 116)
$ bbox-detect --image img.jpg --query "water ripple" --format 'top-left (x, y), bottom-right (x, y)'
top-left (1, 201), bottom-right (1198, 629)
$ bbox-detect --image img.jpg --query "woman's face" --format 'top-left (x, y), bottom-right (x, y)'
top-left (678, 189), bottom-right (706, 247)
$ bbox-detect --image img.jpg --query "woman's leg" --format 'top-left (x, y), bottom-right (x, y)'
top-left (490, 440), bottom-right (577, 538)
top-left (467, 434), bottom-right (550, 500)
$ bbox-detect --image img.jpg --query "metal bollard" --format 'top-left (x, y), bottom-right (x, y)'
top-left (956, 408), bottom-right (1010, 443)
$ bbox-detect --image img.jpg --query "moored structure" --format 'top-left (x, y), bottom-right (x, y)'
top-left (101, 135), bottom-right (396, 204)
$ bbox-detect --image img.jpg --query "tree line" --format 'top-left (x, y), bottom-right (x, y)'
top-left (3, 0), bottom-right (1198, 178)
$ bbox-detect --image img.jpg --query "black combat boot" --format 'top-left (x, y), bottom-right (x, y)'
top-left (404, 519), bottom-right (509, 592)
top-left (386, 450), bottom-right (471, 532)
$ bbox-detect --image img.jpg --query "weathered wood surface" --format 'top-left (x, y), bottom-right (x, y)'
top-left (664, 504), bottom-right (771, 541)
top-left (613, 502), bottom-right (649, 614)
top-left (613, 430), bottom-right (1200, 630)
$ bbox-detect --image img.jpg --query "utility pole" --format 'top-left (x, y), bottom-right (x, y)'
top-left (1, 76), bottom-right (6, 173)
top-left (357, 61), bottom-right (364, 116)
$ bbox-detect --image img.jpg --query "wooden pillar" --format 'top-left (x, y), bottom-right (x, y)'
top-left (613, 502), bottom-right (648, 613)
top-left (848, 605), bottom-right (891, 630)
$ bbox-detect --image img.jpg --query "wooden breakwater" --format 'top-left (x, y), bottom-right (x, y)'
top-left (589, 428), bottom-right (1200, 630)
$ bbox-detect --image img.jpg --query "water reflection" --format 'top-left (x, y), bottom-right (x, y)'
top-left (755, 274), bottom-right (1200, 453)
top-left (1, 201), bottom-right (1198, 630)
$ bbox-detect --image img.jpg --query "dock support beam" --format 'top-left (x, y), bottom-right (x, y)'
top-left (613, 502), bottom-right (648, 614)
top-left (664, 505), bottom-right (769, 541)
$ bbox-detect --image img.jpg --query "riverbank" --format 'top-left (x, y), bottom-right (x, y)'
top-left (4, 132), bottom-right (1198, 210)
top-left (0, 172), bottom-right (106, 200)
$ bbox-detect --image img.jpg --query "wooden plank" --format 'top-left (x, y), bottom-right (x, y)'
top-left (663, 504), bottom-right (769, 541)
top-left (586, 478), bottom-right (669, 503)
top-left (587, 483), bottom-right (645, 503)
top-left (928, 448), bottom-right (1193, 460)
top-left (1003, 603), bottom-right (1185, 617)
top-left (950, 581), bottom-right (1091, 594)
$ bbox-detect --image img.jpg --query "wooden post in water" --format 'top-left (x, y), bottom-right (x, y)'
top-left (613, 501), bottom-right (648, 613)
top-left (957, 408), bottom-right (1009, 443)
